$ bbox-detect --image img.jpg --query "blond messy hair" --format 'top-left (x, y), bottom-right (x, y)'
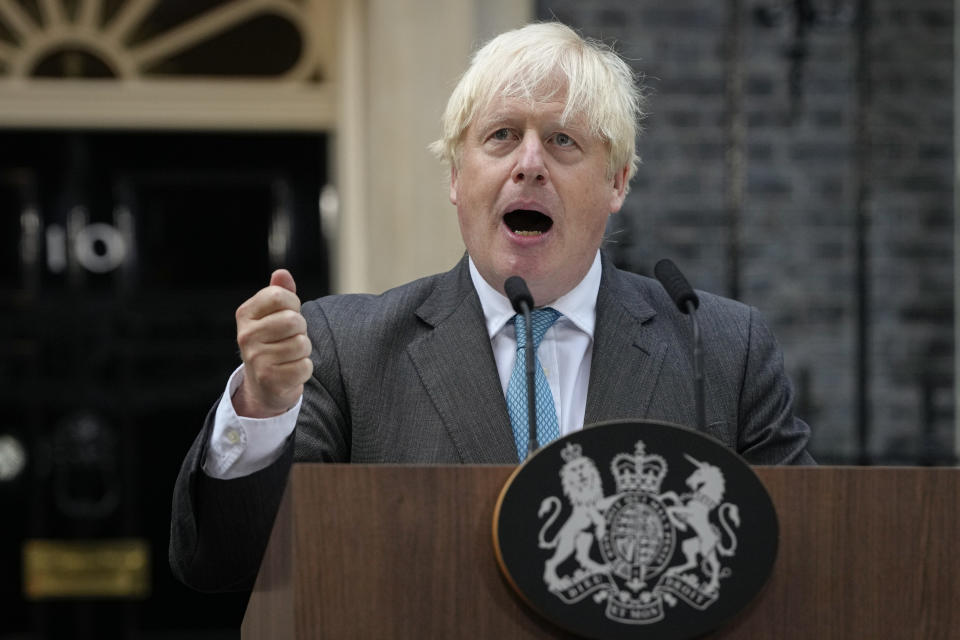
top-left (429, 22), bottom-right (644, 184)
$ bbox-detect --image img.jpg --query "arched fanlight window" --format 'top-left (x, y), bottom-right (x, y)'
top-left (0, 0), bottom-right (335, 129)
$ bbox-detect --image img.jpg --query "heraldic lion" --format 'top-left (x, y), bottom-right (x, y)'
top-left (538, 455), bottom-right (615, 591)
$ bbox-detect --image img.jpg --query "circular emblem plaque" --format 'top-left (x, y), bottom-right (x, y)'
top-left (493, 420), bottom-right (779, 639)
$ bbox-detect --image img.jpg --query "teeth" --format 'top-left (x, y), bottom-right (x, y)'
top-left (514, 230), bottom-right (543, 236)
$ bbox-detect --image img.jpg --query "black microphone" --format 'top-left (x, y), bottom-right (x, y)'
top-left (654, 258), bottom-right (700, 314)
top-left (504, 276), bottom-right (537, 460)
top-left (654, 259), bottom-right (705, 432)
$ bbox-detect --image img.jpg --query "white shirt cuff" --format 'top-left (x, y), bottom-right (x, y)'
top-left (202, 364), bottom-right (302, 480)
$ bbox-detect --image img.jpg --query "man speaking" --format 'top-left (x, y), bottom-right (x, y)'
top-left (170, 22), bottom-right (814, 593)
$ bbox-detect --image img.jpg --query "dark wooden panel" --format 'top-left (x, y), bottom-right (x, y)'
top-left (244, 465), bottom-right (960, 639)
top-left (718, 467), bottom-right (960, 639)
top-left (292, 465), bottom-right (572, 638)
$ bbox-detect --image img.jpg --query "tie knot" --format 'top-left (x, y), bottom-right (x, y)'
top-left (513, 308), bottom-right (561, 350)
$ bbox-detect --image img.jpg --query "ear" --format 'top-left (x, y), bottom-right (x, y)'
top-left (449, 164), bottom-right (459, 206)
top-left (608, 165), bottom-right (629, 213)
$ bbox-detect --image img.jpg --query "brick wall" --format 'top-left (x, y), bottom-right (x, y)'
top-left (538, 0), bottom-right (955, 463)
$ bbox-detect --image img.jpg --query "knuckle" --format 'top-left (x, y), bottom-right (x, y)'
top-left (298, 358), bottom-right (314, 381)
top-left (236, 327), bottom-right (254, 350)
top-left (296, 333), bottom-right (313, 355)
top-left (261, 312), bottom-right (285, 334)
top-left (267, 287), bottom-right (294, 309)
top-left (277, 308), bottom-right (301, 331)
top-left (265, 287), bottom-right (283, 306)
top-left (290, 311), bottom-right (307, 333)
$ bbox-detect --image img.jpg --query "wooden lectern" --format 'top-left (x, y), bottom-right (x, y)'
top-left (241, 465), bottom-right (959, 639)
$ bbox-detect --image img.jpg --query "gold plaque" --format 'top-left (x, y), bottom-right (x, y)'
top-left (23, 538), bottom-right (150, 599)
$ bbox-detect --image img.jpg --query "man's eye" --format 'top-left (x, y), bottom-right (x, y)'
top-left (491, 128), bottom-right (512, 141)
top-left (554, 133), bottom-right (574, 147)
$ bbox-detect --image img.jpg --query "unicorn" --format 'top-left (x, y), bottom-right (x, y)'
top-left (661, 455), bottom-right (741, 594)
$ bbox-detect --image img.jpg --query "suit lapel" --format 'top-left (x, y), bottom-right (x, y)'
top-left (407, 258), bottom-right (517, 463)
top-left (584, 257), bottom-right (667, 424)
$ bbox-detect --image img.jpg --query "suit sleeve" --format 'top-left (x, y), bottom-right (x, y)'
top-left (168, 300), bottom-right (352, 592)
top-left (736, 306), bottom-right (816, 465)
top-left (168, 400), bottom-right (296, 592)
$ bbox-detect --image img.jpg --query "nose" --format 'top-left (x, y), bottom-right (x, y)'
top-left (512, 132), bottom-right (548, 185)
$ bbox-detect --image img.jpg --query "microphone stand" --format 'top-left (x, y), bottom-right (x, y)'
top-left (687, 299), bottom-right (706, 433)
top-left (504, 276), bottom-right (539, 460)
top-left (520, 300), bottom-right (537, 459)
top-left (655, 259), bottom-right (706, 433)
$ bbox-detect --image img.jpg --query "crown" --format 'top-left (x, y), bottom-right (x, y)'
top-left (560, 442), bottom-right (583, 463)
top-left (611, 441), bottom-right (668, 494)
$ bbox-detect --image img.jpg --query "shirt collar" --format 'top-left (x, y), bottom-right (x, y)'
top-left (468, 251), bottom-right (601, 340)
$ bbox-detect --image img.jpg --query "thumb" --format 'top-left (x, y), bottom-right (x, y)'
top-left (269, 268), bottom-right (297, 294)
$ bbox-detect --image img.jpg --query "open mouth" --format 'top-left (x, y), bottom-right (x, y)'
top-left (504, 210), bottom-right (553, 237)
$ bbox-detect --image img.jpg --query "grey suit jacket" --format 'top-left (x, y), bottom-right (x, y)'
top-left (170, 254), bottom-right (813, 591)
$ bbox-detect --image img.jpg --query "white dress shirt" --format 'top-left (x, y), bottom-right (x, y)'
top-left (204, 251), bottom-right (602, 479)
top-left (468, 252), bottom-right (599, 437)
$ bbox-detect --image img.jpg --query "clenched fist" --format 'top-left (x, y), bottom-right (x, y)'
top-left (232, 269), bottom-right (314, 418)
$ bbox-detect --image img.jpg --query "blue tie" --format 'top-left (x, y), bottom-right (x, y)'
top-left (506, 308), bottom-right (562, 461)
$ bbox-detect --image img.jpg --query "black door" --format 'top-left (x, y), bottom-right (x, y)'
top-left (0, 129), bottom-right (329, 639)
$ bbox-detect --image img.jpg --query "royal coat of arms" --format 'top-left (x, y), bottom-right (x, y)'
top-left (536, 440), bottom-right (742, 625)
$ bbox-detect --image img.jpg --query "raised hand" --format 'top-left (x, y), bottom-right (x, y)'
top-left (232, 269), bottom-right (313, 418)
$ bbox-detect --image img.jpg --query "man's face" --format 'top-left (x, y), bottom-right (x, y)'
top-left (450, 95), bottom-right (628, 306)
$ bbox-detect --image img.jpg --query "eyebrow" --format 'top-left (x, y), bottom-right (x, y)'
top-left (473, 109), bottom-right (589, 139)
top-left (473, 110), bottom-right (521, 133)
